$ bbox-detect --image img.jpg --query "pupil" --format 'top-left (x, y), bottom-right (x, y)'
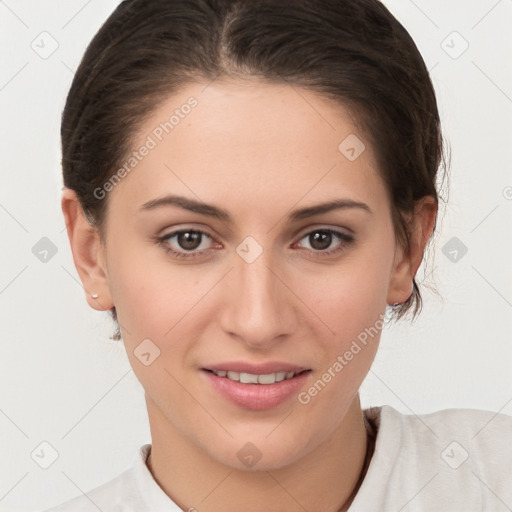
top-left (178, 231), bottom-right (202, 250)
top-left (310, 231), bottom-right (332, 250)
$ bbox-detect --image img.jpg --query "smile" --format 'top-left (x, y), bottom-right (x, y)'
top-left (203, 365), bottom-right (312, 410)
top-left (209, 370), bottom-right (303, 384)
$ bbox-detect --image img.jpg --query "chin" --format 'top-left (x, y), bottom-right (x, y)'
top-left (205, 430), bottom-right (315, 473)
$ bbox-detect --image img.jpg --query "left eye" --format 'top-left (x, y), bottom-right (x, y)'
top-left (297, 229), bottom-right (349, 251)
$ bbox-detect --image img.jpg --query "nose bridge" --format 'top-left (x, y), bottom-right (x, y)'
top-left (220, 245), bottom-right (296, 347)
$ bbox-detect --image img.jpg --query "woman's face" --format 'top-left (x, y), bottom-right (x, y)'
top-left (101, 80), bottom-right (403, 469)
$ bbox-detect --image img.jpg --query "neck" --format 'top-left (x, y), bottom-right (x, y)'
top-left (146, 394), bottom-right (371, 512)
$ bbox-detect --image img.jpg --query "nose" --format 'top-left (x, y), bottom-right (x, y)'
top-left (218, 249), bottom-right (298, 350)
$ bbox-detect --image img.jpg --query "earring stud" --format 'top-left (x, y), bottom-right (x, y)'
top-left (91, 293), bottom-right (99, 299)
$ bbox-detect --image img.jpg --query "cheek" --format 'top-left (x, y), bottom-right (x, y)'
top-left (104, 233), bottom-right (172, 341)
top-left (292, 264), bottom-right (386, 429)
top-left (105, 237), bottom-right (218, 350)
top-left (296, 251), bottom-right (392, 336)
top-left (289, 240), bottom-right (391, 393)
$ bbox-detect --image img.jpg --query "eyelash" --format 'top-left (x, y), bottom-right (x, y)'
top-left (156, 228), bottom-right (355, 260)
top-left (294, 229), bottom-right (355, 258)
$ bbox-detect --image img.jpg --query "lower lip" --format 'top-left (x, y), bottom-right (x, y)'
top-left (203, 370), bottom-right (310, 411)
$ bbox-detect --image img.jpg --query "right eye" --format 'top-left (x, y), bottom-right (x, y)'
top-left (158, 229), bottom-right (219, 259)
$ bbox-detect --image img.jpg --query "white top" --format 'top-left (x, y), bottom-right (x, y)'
top-left (44, 405), bottom-right (512, 511)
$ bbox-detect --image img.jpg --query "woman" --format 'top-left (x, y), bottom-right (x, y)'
top-left (47, 0), bottom-right (512, 510)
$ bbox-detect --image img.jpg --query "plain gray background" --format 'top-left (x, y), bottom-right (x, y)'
top-left (1, 1), bottom-right (511, 510)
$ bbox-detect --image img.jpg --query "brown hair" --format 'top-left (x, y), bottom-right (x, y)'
top-left (61, 0), bottom-right (446, 332)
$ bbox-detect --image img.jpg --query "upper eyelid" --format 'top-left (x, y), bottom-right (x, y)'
top-left (299, 228), bottom-right (349, 238)
top-left (156, 213), bottom-right (355, 235)
top-left (293, 225), bottom-right (353, 240)
top-left (159, 225), bottom-right (350, 240)
top-left (159, 226), bottom-right (216, 240)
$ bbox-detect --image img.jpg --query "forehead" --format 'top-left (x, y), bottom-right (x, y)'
top-left (110, 79), bottom-right (388, 216)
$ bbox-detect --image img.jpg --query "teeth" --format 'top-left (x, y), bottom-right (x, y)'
top-left (239, 372), bottom-right (259, 384)
top-left (213, 370), bottom-right (297, 384)
top-left (258, 373), bottom-right (277, 384)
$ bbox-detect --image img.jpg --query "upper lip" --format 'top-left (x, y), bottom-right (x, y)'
top-left (203, 362), bottom-right (309, 374)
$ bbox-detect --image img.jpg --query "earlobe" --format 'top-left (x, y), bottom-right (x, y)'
top-left (387, 196), bottom-right (438, 306)
top-left (61, 188), bottom-right (114, 311)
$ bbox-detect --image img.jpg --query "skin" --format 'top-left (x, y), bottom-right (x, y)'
top-left (63, 79), bottom-right (437, 512)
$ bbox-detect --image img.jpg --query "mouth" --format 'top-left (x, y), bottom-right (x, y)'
top-left (204, 369), bottom-right (309, 384)
top-left (201, 363), bottom-right (312, 410)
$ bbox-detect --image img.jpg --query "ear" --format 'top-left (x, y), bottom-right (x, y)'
top-left (61, 188), bottom-right (114, 311)
top-left (387, 196), bottom-right (438, 305)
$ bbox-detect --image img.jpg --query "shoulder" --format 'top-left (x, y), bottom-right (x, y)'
top-left (42, 444), bottom-right (181, 512)
top-left (354, 405), bottom-right (512, 511)
top-left (42, 445), bottom-right (154, 512)
top-left (385, 405), bottom-right (512, 465)
top-left (42, 468), bottom-right (140, 512)
top-left (367, 403), bottom-right (512, 448)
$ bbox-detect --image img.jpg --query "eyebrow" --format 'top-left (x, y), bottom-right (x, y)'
top-left (140, 194), bottom-right (372, 222)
